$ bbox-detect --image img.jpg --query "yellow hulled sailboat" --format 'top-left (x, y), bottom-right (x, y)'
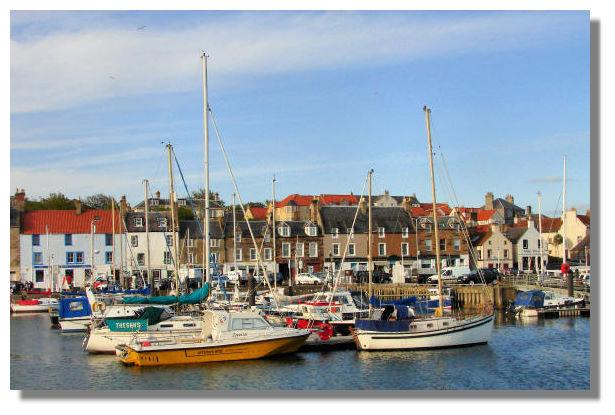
top-left (116, 309), bottom-right (310, 366)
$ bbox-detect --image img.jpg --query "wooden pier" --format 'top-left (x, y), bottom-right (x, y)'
top-left (538, 307), bottom-right (590, 318)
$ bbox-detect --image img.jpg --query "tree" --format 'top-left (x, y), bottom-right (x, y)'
top-left (83, 194), bottom-right (114, 209)
top-left (553, 233), bottom-right (563, 246)
top-left (24, 193), bottom-right (74, 211)
top-left (191, 189), bottom-right (225, 207)
top-left (177, 207), bottom-right (195, 221)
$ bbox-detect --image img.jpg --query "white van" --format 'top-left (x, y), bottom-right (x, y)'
top-left (427, 266), bottom-right (471, 284)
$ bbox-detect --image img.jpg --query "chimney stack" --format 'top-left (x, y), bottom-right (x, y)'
top-left (155, 190), bottom-right (160, 199)
top-left (74, 199), bottom-right (83, 215)
top-left (505, 194), bottom-right (514, 205)
top-left (13, 188), bottom-right (26, 211)
top-left (401, 196), bottom-right (412, 216)
top-left (120, 195), bottom-right (128, 213)
top-left (309, 198), bottom-right (320, 223)
top-left (586, 209), bottom-right (590, 218)
top-left (359, 197), bottom-right (367, 215)
top-left (485, 192), bottom-right (494, 210)
top-left (525, 205), bottom-right (532, 217)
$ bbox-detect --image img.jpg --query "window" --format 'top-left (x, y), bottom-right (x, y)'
top-left (211, 252), bottom-right (218, 264)
top-left (65, 234), bottom-right (73, 246)
top-left (163, 252), bottom-right (172, 264)
top-left (66, 252), bottom-right (75, 264)
top-left (105, 251), bottom-right (113, 264)
top-left (309, 242), bottom-right (318, 258)
top-left (440, 239), bottom-right (446, 251)
top-left (249, 248), bottom-right (257, 261)
top-left (230, 318), bottom-right (269, 330)
top-left (33, 252), bottom-right (43, 265)
top-left (347, 228), bottom-right (354, 238)
top-left (157, 217), bottom-right (167, 228)
top-left (210, 239), bottom-right (219, 248)
top-left (279, 225), bottom-right (290, 237)
top-left (235, 249), bottom-right (242, 261)
top-left (282, 243), bottom-right (291, 258)
top-left (332, 243), bottom-right (340, 256)
top-left (75, 252), bottom-right (84, 264)
top-left (378, 243), bottom-right (386, 256)
top-left (32, 234), bottom-right (40, 246)
top-left (503, 249), bottom-right (509, 259)
top-left (187, 238), bottom-right (194, 247)
top-left (105, 233), bottom-right (113, 246)
top-left (264, 248), bottom-right (272, 261)
top-left (401, 243), bottom-right (409, 256)
top-left (402, 227), bottom-right (409, 238)
top-left (332, 228), bottom-right (339, 238)
top-left (296, 243), bottom-right (304, 257)
top-left (234, 230), bottom-right (242, 243)
top-left (478, 250), bottom-right (482, 260)
top-left (187, 253), bottom-right (194, 264)
top-left (425, 239), bottom-right (432, 252)
top-left (537, 239), bottom-right (541, 249)
top-left (131, 235), bottom-right (138, 247)
top-left (523, 239), bottom-right (529, 249)
top-left (134, 217), bottom-right (143, 227)
top-left (35, 270), bottom-right (45, 283)
top-left (305, 225), bottom-right (317, 237)
top-left (453, 238), bottom-right (460, 251)
top-left (166, 235), bottom-right (173, 246)
top-left (487, 249), bottom-right (492, 259)
top-left (264, 232), bottom-right (270, 243)
top-left (137, 253), bottom-right (145, 266)
top-left (378, 227), bottom-right (385, 238)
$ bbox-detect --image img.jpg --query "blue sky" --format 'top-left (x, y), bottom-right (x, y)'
top-left (10, 10), bottom-right (589, 216)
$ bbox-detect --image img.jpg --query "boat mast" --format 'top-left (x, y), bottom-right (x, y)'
top-left (538, 191), bottom-right (544, 276)
top-left (233, 193), bottom-right (238, 277)
top-left (166, 143), bottom-right (180, 292)
top-left (144, 179), bottom-right (152, 288)
top-left (201, 52), bottom-right (211, 284)
top-left (368, 168), bottom-right (373, 317)
top-left (562, 155), bottom-right (572, 296)
top-left (111, 197), bottom-right (116, 282)
top-left (46, 225), bottom-right (50, 292)
top-left (424, 106), bottom-right (445, 317)
top-left (272, 175), bottom-right (277, 290)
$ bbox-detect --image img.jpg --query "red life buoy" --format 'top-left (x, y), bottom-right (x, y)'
top-left (561, 263), bottom-right (571, 274)
top-left (317, 323), bottom-right (334, 341)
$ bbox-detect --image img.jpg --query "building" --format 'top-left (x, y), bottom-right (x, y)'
top-left (482, 192), bottom-right (525, 224)
top-left (414, 215), bottom-right (471, 273)
top-left (132, 190), bottom-right (225, 218)
top-left (10, 189), bottom-right (26, 282)
top-left (273, 194), bottom-right (358, 221)
top-left (557, 208), bottom-right (590, 259)
top-left (19, 206), bottom-right (121, 289)
top-left (178, 219), bottom-right (226, 276)
top-left (223, 219), bottom-right (274, 277)
top-left (373, 190), bottom-right (419, 207)
top-left (471, 225), bottom-right (514, 270)
top-left (505, 221), bottom-right (543, 272)
top-left (274, 220), bottom-right (323, 280)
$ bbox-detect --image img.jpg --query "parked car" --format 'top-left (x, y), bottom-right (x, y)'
top-left (457, 268), bottom-right (499, 285)
top-left (353, 270), bottom-right (392, 284)
top-left (295, 273), bottom-right (324, 285)
top-left (10, 281), bottom-right (25, 293)
top-left (427, 266), bottom-right (471, 284)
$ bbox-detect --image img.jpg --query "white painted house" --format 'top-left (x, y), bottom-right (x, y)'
top-left (506, 221), bottom-right (545, 272)
top-left (19, 209), bottom-right (122, 289)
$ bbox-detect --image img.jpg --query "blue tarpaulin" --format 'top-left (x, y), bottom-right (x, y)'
top-left (355, 319), bottom-right (410, 332)
top-left (514, 290), bottom-right (545, 309)
top-left (58, 297), bottom-right (91, 319)
top-left (122, 283), bottom-right (210, 305)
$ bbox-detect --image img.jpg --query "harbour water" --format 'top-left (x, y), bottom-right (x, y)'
top-left (10, 312), bottom-right (590, 390)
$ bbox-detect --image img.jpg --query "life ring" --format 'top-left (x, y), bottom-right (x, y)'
top-left (92, 302), bottom-right (106, 313)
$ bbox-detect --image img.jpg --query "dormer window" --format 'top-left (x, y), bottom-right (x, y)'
top-left (278, 225), bottom-right (290, 237)
top-left (347, 228), bottom-right (354, 238)
top-left (151, 199), bottom-right (159, 206)
top-left (134, 217), bottom-right (143, 227)
top-left (157, 217), bottom-right (168, 228)
top-left (332, 228), bottom-right (339, 238)
top-left (305, 225), bottom-right (317, 237)
top-left (378, 227), bottom-right (385, 238)
top-left (402, 227), bottom-right (409, 238)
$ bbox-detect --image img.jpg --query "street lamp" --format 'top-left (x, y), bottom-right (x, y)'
top-left (90, 216), bottom-right (100, 283)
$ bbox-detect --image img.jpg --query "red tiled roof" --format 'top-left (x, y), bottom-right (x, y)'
top-left (249, 207), bottom-right (268, 220)
top-left (411, 206), bottom-right (428, 216)
top-left (320, 194), bottom-right (359, 205)
top-left (477, 209), bottom-right (496, 221)
top-left (21, 210), bottom-right (120, 235)
top-left (577, 214), bottom-right (590, 226)
top-left (513, 216), bottom-right (562, 232)
top-left (275, 194), bottom-right (315, 208)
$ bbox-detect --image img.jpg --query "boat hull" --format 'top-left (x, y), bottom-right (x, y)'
top-left (11, 303), bottom-right (58, 313)
top-left (353, 314), bottom-right (494, 351)
top-left (118, 333), bottom-right (310, 366)
top-left (86, 329), bottom-right (202, 354)
top-left (59, 317), bottom-right (91, 332)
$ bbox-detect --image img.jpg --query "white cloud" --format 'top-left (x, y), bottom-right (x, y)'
top-left (11, 11), bottom-right (582, 113)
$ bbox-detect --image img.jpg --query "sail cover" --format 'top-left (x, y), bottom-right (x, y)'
top-left (513, 290), bottom-right (545, 308)
top-left (122, 283), bottom-right (210, 305)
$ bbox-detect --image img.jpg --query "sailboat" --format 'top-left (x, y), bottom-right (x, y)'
top-left (352, 106), bottom-right (494, 351)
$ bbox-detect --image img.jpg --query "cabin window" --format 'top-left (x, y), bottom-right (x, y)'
top-left (32, 234), bottom-right (40, 246)
top-left (309, 242), bottom-right (318, 258)
top-left (427, 323), bottom-right (434, 328)
top-left (332, 243), bottom-right (340, 256)
top-left (230, 318), bottom-right (269, 330)
top-left (348, 244), bottom-right (356, 256)
top-left (160, 324), bottom-right (173, 328)
top-left (183, 323), bottom-right (196, 328)
top-left (442, 322), bottom-right (449, 327)
top-left (65, 234), bottom-right (73, 246)
top-left (69, 302), bottom-right (84, 311)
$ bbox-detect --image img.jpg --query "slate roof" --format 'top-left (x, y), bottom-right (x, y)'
top-left (179, 220), bottom-right (224, 239)
top-left (570, 234), bottom-right (590, 252)
top-left (21, 209), bottom-right (119, 234)
top-left (320, 206), bottom-right (414, 234)
top-left (504, 227), bottom-right (528, 243)
top-left (124, 211), bottom-right (172, 232)
top-left (493, 198), bottom-right (525, 214)
top-left (224, 220), bottom-right (270, 238)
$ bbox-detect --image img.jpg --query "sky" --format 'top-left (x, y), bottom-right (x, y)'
top-left (10, 10), bottom-right (590, 216)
